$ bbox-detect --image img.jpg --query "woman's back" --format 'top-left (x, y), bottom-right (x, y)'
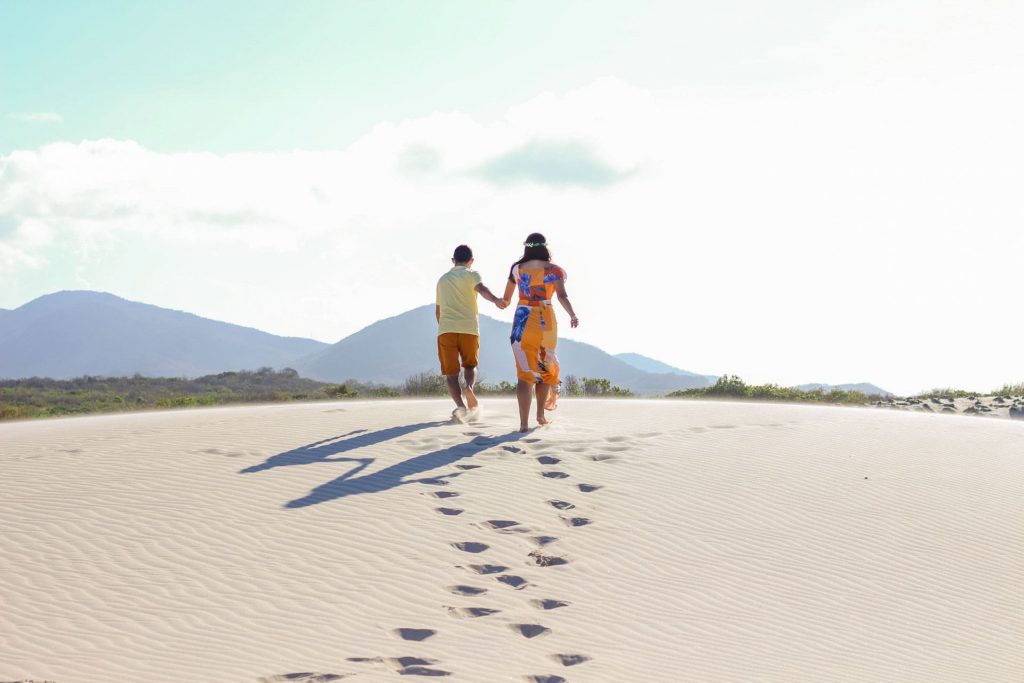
top-left (511, 260), bottom-right (566, 304)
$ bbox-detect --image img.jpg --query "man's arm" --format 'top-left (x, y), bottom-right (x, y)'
top-left (475, 283), bottom-right (508, 309)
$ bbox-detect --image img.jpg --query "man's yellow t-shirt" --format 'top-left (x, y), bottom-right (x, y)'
top-left (436, 266), bottom-right (482, 336)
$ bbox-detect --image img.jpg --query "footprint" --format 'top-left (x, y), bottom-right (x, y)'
top-left (392, 657), bottom-right (438, 668)
top-left (536, 455), bottom-right (561, 465)
top-left (259, 674), bottom-right (348, 682)
top-left (605, 436), bottom-right (628, 443)
top-left (562, 517), bottom-right (592, 528)
top-left (451, 542), bottom-right (489, 553)
top-left (446, 606), bottom-right (500, 618)
top-left (398, 665), bottom-right (451, 676)
top-left (547, 500), bottom-right (575, 510)
top-left (502, 446), bottom-right (524, 453)
top-left (496, 574), bottom-right (529, 589)
top-left (447, 585), bottom-right (488, 596)
top-left (510, 623), bottom-right (551, 639)
top-left (482, 520), bottom-right (520, 530)
top-left (466, 564), bottom-right (508, 575)
top-left (530, 599), bottom-right (570, 610)
top-left (531, 535), bottom-right (559, 547)
top-left (577, 484), bottom-right (603, 493)
top-left (420, 477), bottom-right (452, 485)
top-left (522, 438), bottom-right (541, 443)
top-left (455, 464), bottom-right (481, 470)
top-left (589, 454), bottom-right (619, 462)
top-left (529, 550), bottom-right (568, 567)
top-left (551, 654), bottom-right (591, 667)
top-left (392, 628), bottom-right (436, 642)
top-left (428, 491), bottom-right (460, 499)
top-left (541, 471), bottom-right (570, 479)
top-left (527, 677), bottom-right (566, 683)
top-left (435, 508), bottom-right (464, 516)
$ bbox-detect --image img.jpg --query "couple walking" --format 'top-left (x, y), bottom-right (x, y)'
top-left (435, 232), bottom-right (579, 432)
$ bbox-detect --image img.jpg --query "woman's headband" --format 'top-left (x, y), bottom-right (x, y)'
top-left (524, 241), bottom-right (547, 247)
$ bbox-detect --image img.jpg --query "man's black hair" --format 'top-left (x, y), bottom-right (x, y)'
top-left (453, 244), bottom-right (473, 263)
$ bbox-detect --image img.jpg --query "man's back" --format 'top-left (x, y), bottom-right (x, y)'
top-left (436, 266), bottom-right (482, 336)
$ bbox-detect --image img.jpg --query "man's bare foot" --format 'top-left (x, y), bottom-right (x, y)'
top-left (465, 385), bottom-right (479, 410)
top-left (519, 425), bottom-right (530, 433)
top-left (452, 407), bottom-right (469, 424)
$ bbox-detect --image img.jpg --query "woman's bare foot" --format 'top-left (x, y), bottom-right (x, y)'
top-left (536, 414), bottom-right (550, 426)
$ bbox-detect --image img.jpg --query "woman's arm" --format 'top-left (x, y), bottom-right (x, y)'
top-left (554, 280), bottom-right (579, 328)
top-left (501, 279), bottom-right (517, 307)
top-left (475, 283), bottom-right (507, 309)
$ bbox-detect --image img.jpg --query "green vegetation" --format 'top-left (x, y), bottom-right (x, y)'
top-left (912, 388), bottom-right (980, 399)
top-left (0, 368), bottom-right (397, 421)
top-left (993, 382), bottom-right (1024, 396)
top-left (0, 367), bottom-right (639, 421)
top-left (668, 374), bottom-right (878, 404)
top-left (563, 375), bottom-right (633, 397)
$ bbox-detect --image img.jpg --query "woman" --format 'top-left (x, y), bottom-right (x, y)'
top-left (501, 233), bottom-right (579, 432)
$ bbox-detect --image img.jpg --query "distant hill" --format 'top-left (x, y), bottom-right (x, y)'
top-left (293, 305), bottom-right (711, 395)
top-left (0, 291), bottom-right (328, 379)
top-left (615, 352), bottom-right (717, 383)
top-left (795, 382), bottom-right (891, 397)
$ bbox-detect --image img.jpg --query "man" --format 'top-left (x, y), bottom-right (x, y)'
top-left (436, 244), bottom-right (506, 422)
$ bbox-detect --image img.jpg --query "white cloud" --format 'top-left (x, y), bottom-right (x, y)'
top-left (6, 112), bottom-right (63, 124)
top-left (1, 2), bottom-right (1022, 394)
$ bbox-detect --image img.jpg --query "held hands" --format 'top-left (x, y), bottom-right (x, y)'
top-left (495, 299), bottom-right (509, 310)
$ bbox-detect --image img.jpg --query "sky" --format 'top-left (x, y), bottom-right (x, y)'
top-left (1, 0), bottom-right (1022, 395)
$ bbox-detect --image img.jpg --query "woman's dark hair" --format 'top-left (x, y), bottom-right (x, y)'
top-left (509, 232), bottom-right (550, 279)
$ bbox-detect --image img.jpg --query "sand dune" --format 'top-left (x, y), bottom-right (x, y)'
top-left (1, 400), bottom-right (1022, 682)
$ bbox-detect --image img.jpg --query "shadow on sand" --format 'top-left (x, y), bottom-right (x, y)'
top-left (239, 421), bottom-right (446, 475)
top-left (284, 431), bottom-right (525, 509)
top-left (239, 420), bottom-right (525, 509)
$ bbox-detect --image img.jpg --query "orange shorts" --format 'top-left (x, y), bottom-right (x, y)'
top-left (438, 333), bottom-right (479, 376)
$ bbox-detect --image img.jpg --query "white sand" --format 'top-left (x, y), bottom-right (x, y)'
top-left (1, 399), bottom-right (1022, 682)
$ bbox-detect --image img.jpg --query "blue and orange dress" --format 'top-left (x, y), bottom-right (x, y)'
top-left (509, 262), bottom-right (565, 394)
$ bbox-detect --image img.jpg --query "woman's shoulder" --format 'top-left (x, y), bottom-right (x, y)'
top-left (545, 262), bottom-right (566, 276)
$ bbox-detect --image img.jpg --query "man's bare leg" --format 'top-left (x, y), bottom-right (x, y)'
top-left (516, 380), bottom-right (532, 432)
top-left (535, 384), bottom-right (550, 425)
top-left (463, 366), bottom-right (479, 410)
top-left (446, 374), bottom-right (465, 409)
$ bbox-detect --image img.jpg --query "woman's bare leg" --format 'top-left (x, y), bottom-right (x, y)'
top-left (516, 380), bottom-right (532, 432)
top-left (535, 384), bottom-right (550, 425)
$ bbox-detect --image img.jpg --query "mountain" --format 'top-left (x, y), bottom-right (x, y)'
top-left (293, 305), bottom-right (711, 395)
top-left (615, 352), bottom-right (717, 382)
top-left (0, 291), bottom-right (328, 379)
top-left (795, 383), bottom-right (891, 397)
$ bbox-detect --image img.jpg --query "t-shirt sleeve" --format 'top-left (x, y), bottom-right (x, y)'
top-left (472, 271), bottom-right (482, 288)
top-left (555, 266), bottom-right (567, 282)
top-left (435, 281), bottom-right (441, 306)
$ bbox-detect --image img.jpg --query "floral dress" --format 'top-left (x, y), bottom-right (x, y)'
top-left (509, 262), bottom-right (566, 393)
